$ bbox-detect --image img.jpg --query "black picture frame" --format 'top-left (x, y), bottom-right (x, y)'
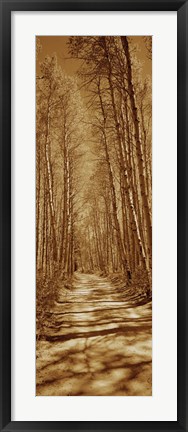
top-left (0, 0), bottom-right (187, 431)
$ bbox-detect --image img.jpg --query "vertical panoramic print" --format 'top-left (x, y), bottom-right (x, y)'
top-left (36, 36), bottom-right (152, 396)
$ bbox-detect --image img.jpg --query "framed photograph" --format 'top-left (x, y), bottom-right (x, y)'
top-left (0, 0), bottom-right (187, 431)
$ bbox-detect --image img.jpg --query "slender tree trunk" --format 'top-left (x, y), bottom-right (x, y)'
top-left (44, 98), bottom-right (58, 263)
top-left (98, 79), bottom-right (131, 280)
top-left (120, 36), bottom-right (152, 265)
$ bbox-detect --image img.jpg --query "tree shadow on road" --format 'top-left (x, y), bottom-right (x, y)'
top-left (37, 321), bottom-right (152, 396)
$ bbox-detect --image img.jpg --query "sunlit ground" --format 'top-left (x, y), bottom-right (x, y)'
top-left (36, 273), bottom-right (152, 396)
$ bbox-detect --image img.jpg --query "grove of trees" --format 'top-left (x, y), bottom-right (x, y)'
top-left (36, 36), bottom-right (152, 304)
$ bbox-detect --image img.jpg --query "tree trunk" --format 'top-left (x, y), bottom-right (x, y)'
top-left (120, 36), bottom-right (152, 266)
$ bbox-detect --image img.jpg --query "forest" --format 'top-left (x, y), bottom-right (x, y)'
top-left (36, 36), bottom-right (152, 396)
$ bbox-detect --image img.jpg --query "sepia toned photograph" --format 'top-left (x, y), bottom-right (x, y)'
top-left (36, 36), bottom-right (152, 396)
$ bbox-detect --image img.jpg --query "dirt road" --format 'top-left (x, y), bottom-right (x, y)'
top-left (36, 273), bottom-right (152, 396)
